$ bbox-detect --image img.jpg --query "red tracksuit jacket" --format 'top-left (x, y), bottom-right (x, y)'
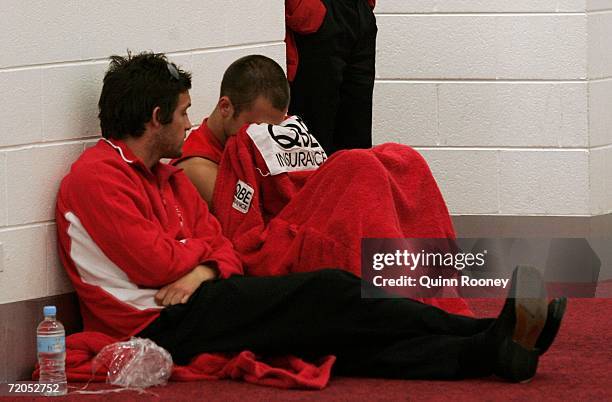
top-left (55, 138), bottom-right (243, 339)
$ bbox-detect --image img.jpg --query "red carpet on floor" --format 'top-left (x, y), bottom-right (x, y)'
top-left (7, 298), bottom-right (611, 401)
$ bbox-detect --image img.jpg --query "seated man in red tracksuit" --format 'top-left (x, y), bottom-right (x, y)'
top-left (173, 53), bottom-right (567, 325)
top-left (173, 55), bottom-right (477, 317)
top-left (56, 51), bottom-right (565, 382)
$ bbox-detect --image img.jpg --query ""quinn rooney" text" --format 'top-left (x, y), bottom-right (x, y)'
top-left (372, 275), bottom-right (510, 289)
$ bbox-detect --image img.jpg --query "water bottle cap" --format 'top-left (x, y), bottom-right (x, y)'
top-left (43, 305), bottom-right (56, 316)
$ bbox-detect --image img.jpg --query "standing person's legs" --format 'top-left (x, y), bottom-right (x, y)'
top-left (289, 1), bottom-right (345, 155)
top-left (333, 0), bottom-right (377, 151)
top-left (290, 0), bottom-right (372, 155)
top-left (140, 269), bottom-right (495, 379)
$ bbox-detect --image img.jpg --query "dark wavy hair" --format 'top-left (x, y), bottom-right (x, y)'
top-left (98, 51), bottom-right (192, 139)
top-left (220, 55), bottom-right (289, 116)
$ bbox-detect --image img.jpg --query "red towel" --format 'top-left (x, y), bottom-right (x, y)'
top-left (212, 117), bottom-right (473, 316)
top-left (33, 332), bottom-right (335, 389)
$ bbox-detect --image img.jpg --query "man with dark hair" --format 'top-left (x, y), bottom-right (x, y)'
top-left (57, 52), bottom-right (238, 337)
top-left (56, 51), bottom-right (564, 383)
top-left (98, 52), bottom-right (193, 142)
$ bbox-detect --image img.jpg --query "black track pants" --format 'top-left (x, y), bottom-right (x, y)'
top-left (139, 269), bottom-right (496, 379)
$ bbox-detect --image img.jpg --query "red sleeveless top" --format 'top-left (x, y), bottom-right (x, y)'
top-left (174, 119), bottom-right (224, 165)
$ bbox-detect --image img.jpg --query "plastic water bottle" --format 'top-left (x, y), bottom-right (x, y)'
top-left (37, 305), bottom-right (67, 396)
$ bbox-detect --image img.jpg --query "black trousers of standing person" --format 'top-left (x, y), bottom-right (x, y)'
top-left (139, 269), bottom-right (498, 380)
top-left (289, 0), bottom-right (377, 156)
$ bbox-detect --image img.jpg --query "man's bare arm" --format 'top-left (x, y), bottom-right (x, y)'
top-left (177, 157), bottom-right (219, 206)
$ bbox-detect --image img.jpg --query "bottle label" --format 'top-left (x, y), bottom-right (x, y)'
top-left (37, 335), bottom-right (65, 353)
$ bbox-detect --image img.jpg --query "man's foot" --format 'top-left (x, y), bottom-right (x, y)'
top-left (536, 297), bottom-right (568, 355)
top-left (491, 266), bottom-right (548, 382)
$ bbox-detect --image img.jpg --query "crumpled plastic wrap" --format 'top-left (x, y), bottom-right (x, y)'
top-left (92, 337), bottom-right (173, 389)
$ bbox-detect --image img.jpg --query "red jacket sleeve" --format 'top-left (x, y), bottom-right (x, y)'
top-left (61, 160), bottom-right (239, 288)
top-left (285, 0), bottom-right (375, 34)
top-left (190, 180), bottom-right (244, 279)
top-left (285, 0), bottom-right (327, 34)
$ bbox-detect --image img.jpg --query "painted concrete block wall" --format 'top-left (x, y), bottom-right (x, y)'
top-left (1, 1), bottom-right (610, 304)
top-left (0, 1), bottom-right (286, 304)
top-left (373, 1), bottom-right (612, 216)
top-left (588, 6), bottom-right (612, 215)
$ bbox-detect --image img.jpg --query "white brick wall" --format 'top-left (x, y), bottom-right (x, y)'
top-left (498, 150), bottom-right (590, 215)
top-left (6, 144), bottom-right (83, 226)
top-left (1, 1), bottom-right (610, 304)
top-left (0, 227), bottom-right (47, 302)
top-left (0, 1), bottom-right (286, 303)
top-left (419, 148), bottom-right (592, 215)
top-left (46, 224), bottom-right (72, 296)
top-left (375, 82), bottom-right (588, 147)
top-left (376, 15), bottom-right (587, 80)
top-left (589, 79), bottom-right (612, 147)
top-left (588, 0), bottom-right (612, 11)
top-left (42, 63), bottom-right (108, 142)
top-left (373, 1), bottom-right (611, 217)
top-left (376, 1), bottom-right (587, 13)
top-left (590, 146), bottom-right (612, 214)
top-left (418, 149), bottom-right (499, 213)
top-left (0, 153), bottom-right (6, 226)
top-left (587, 6), bottom-right (612, 216)
top-left (0, 69), bottom-right (42, 147)
top-left (0, 0), bottom-right (284, 69)
top-left (588, 10), bottom-right (612, 78)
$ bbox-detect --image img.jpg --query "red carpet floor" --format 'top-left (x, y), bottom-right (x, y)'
top-left (7, 298), bottom-right (611, 401)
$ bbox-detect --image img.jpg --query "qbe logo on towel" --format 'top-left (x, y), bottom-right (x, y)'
top-left (246, 116), bottom-right (328, 176)
top-left (233, 180), bottom-right (254, 214)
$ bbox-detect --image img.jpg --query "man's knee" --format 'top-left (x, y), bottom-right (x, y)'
top-left (325, 149), bottom-right (385, 176)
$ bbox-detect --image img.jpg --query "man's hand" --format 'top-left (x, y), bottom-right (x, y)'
top-left (155, 264), bottom-right (217, 306)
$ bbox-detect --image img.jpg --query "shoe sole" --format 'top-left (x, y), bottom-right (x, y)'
top-left (536, 296), bottom-right (568, 355)
top-left (500, 266), bottom-right (548, 382)
top-left (512, 266), bottom-right (548, 350)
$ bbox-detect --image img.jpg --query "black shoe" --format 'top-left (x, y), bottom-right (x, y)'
top-left (492, 266), bottom-right (548, 383)
top-left (536, 297), bottom-right (568, 355)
